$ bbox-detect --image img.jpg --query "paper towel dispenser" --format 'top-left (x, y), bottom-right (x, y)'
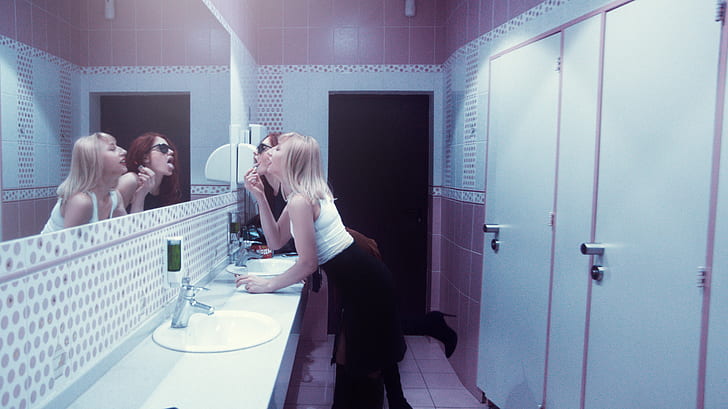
top-left (204, 143), bottom-right (257, 184)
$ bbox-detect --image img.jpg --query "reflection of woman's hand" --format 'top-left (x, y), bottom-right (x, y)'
top-left (243, 167), bottom-right (265, 197)
top-left (136, 166), bottom-right (157, 195)
top-left (235, 274), bottom-right (272, 293)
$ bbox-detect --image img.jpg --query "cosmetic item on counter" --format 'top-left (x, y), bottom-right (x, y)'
top-left (166, 237), bottom-right (184, 287)
top-left (252, 243), bottom-right (273, 259)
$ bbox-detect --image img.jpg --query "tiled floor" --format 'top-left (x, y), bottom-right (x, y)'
top-left (284, 335), bottom-right (484, 409)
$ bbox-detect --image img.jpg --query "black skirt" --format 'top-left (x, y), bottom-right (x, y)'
top-left (322, 243), bottom-right (407, 375)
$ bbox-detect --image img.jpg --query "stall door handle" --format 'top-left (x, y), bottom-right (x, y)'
top-left (483, 224), bottom-right (501, 252)
top-left (580, 242), bottom-right (605, 256)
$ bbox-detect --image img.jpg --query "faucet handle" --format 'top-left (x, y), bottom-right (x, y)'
top-left (240, 240), bottom-right (262, 248)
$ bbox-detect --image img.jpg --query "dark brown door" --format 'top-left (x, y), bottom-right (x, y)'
top-left (99, 94), bottom-right (191, 203)
top-left (328, 93), bottom-right (430, 334)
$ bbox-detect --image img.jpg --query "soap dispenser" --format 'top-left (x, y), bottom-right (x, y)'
top-left (166, 236), bottom-right (184, 287)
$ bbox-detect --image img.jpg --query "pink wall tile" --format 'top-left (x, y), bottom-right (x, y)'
top-left (333, 0), bottom-right (359, 27)
top-left (448, 2), bottom-right (466, 58)
top-left (479, 0), bottom-right (493, 35)
top-left (283, 28), bottom-right (309, 65)
top-left (2, 202), bottom-right (20, 241)
top-left (59, 22), bottom-right (73, 62)
top-left (308, 0), bottom-right (333, 27)
top-left (31, 4), bottom-right (48, 51)
top-left (384, 26), bottom-right (408, 64)
top-left (184, 0), bottom-right (218, 30)
top-left (434, 26), bottom-right (447, 64)
top-left (73, 27), bottom-right (87, 65)
top-left (410, 0), bottom-right (436, 27)
top-left (135, 0), bottom-right (162, 30)
top-left (111, 30), bottom-right (136, 65)
top-left (136, 30), bottom-right (162, 65)
top-left (493, 0), bottom-right (508, 28)
top-left (258, 27), bottom-right (284, 65)
top-left (308, 27), bottom-right (333, 64)
top-left (20, 200), bottom-right (38, 237)
top-left (359, 0), bottom-right (384, 26)
top-left (466, 1), bottom-right (480, 43)
top-left (0, 0), bottom-right (15, 38)
top-left (210, 28), bottom-right (230, 65)
top-left (283, 0), bottom-right (309, 27)
top-left (333, 27), bottom-right (358, 64)
top-left (161, 29), bottom-right (186, 65)
top-left (46, 8), bottom-right (60, 55)
top-left (257, 0), bottom-right (283, 27)
top-left (86, 0), bottom-right (112, 30)
top-left (112, 0), bottom-right (136, 30)
top-left (60, 0), bottom-right (81, 27)
top-left (185, 29), bottom-right (211, 64)
top-left (384, 0), bottom-right (410, 27)
top-left (88, 29), bottom-right (112, 65)
top-left (15, 0), bottom-right (33, 45)
top-left (358, 26), bottom-right (384, 64)
top-left (162, 0), bottom-right (187, 30)
top-left (410, 27), bottom-right (434, 64)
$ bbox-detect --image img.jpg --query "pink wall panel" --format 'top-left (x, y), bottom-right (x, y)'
top-left (333, 27), bottom-right (358, 64)
top-left (358, 26), bottom-right (384, 64)
top-left (284, 0), bottom-right (309, 27)
top-left (384, 26), bottom-right (408, 64)
top-left (410, 27), bottom-right (435, 64)
top-left (308, 27), bottom-right (334, 64)
top-left (283, 28), bottom-right (308, 65)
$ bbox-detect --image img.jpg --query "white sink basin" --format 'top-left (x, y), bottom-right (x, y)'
top-left (152, 310), bottom-right (281, 353)
top-left (226, 257), bottom-right (296, 276)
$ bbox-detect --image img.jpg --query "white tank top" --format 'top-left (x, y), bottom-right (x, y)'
top-left (291, 199), bottom-right (353, 265)
top-left (41, 191), bottom-right (119, 233)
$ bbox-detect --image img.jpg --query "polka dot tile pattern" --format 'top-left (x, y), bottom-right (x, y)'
top-left (256, 64), bottom-right (442, 133)
top-left (59, 66), bottom-right (73, 177)
top-left (190, 184), bottom-right (230, 196)
top-left (0, 193), bottom-right (238, 409)
top-left (17, 51), bottom-right (34, 188)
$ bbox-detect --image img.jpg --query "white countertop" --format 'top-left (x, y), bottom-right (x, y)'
top-left (61, 265), bottom-right (306, 409)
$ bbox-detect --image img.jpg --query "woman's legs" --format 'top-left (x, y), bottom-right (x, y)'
top-left (332, 331), bottom-right (385, 409)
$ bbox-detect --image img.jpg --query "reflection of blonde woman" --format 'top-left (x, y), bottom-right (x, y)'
top-left (41, 133), bottom-right (128, 233)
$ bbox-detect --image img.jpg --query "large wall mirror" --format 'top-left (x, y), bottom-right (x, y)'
top-left (0, 0), bottom-right (242, 242)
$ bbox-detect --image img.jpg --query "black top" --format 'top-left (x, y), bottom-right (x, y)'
top-left (144, 193), bottom-right (164, 210)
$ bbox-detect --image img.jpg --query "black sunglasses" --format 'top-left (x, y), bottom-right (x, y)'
top-left (151, 143), bottom-right (172, 154)
top-left (257, 143), bottom-right (272, 154)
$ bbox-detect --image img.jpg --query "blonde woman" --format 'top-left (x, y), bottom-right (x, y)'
top-left (238, 132), bottom-right (406, 408)
top-left (41, 133), bottom-right (128, 233)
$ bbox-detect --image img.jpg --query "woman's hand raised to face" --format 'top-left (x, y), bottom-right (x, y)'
top-left (243, 167), bottom-right (266, 198)
top-left (136, 165), bottom-right (157, 196)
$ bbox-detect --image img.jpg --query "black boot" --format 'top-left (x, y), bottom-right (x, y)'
top-left (423, 311), bottom-right (458, 358)
top-left (383, 364), bottom-right (413, 409)
top-left (354, 372), bottom-right (385, 409)
top-left (332, 364), bottom-right (355, 409)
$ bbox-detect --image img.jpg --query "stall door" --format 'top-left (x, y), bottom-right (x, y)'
top-left (544, 14), bottom-right (602, 409)
top-left (584, 0), bottom-right (719, 407)
top-left (704, 22), bottom-right (728, 408)
top-left (478, 33), bottom-right (561, 408)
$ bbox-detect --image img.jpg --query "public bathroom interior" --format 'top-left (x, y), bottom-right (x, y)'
top-left (1, 0), bottom-right (728, 408)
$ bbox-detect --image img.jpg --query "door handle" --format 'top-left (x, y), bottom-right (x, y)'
top-left (483, 224), bottom-right (500, 234)
top-left (483, 224), bottom-right (501, 252)
top-left (591, 265), bottom-right (605, 282)
top-left (580, 242), bottom-right (605, 256)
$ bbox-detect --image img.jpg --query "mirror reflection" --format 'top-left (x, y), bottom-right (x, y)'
top-left (0, 0), bottom-right (232, 241)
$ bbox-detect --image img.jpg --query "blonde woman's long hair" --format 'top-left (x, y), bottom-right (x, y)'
top-left (279, 132), bottom-right (333, 204)
top-left (56, 132), bottom-right (116, 202)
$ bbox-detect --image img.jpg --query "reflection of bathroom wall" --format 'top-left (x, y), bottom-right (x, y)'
top-left (0, 0), bottom-right (234, 241)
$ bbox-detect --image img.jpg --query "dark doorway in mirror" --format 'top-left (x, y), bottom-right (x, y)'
top-left (99, 94), bottom-right (191, 204)
top-left (328, 93), bottom-right (430, 335)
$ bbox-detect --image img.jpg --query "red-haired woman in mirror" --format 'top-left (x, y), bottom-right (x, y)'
top-left (118, 132), bottom-right (181, 212)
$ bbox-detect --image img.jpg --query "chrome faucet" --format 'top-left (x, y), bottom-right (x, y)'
top-left (171, 277), bottom-right (214, 328)
top-left (234, 240), bottom-right (264, 267)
